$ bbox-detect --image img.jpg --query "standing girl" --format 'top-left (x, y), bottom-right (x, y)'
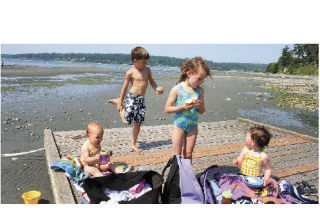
top-left (165, 57), bottom-right (210, 159)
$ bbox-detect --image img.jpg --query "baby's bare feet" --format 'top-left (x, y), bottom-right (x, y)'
top-left (107, 98), bottom-right (120, 105)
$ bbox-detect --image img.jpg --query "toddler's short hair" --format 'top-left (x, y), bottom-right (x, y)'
top-left (248, 126), bottom-right (272, 149)
top-left (131, 46), bottom-right (149, 61)
top-left (86, 122), bottom-right (103, 136)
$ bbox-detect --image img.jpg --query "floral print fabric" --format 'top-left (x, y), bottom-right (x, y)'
top-left (124, 93), bottom-right (146, 125)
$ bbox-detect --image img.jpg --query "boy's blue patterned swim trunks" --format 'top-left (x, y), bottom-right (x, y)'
top-left (124, 92), bottom-right (146, 125)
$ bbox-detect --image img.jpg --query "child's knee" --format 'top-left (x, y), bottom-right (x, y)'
top-left (133, 123), bottom-right (141, 131)
top-left (134, 122), bottom-right (141, 127)
top-left (83, 166), bottom-right (91, 173)
top-left (84, 166), bottom-right (99, 175)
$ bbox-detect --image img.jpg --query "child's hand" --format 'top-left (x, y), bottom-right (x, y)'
top-left (156, 87), bottom-right (164, 94)
top-left (94, 154), bottom-right (100, 162)
top-left (233, 159), bottom-right (240, 166)
top-left (194, 99), bottom-right (203, 106)
top-left (262, 177), bottom-right (269, 186)
top-left (184, 103), bottom-right (196, 111)
top-left (117, 103), bottom-right (123, 112)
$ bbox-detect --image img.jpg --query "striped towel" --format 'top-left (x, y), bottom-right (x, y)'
top-left (50, 156), bottom-right (91, 190)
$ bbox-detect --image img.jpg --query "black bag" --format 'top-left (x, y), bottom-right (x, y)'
top-left (83, 170), bottom-right (163, 204)
top-left (161, 155), bottom-right (181, 204)
top-left (161, 155), bottom-right (204, 204)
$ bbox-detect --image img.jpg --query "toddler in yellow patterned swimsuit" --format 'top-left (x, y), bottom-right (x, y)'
top-left (80, 122), bottom-right (124, 177)
top-left (233, 126), bottom-right (272, 186)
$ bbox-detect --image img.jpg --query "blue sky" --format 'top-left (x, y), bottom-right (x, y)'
top-left (1, 44), bottom-right (292, 64)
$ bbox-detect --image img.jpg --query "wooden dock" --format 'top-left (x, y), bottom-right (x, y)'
top-left (44, 118), bottom-right (319, 204)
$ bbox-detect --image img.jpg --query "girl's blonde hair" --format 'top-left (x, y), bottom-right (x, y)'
top-left (178, 57), bottom-right (211, 83)
top-left (86, 122), bottom-right (104, 136)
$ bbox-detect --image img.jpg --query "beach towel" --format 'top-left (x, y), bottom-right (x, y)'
top-left (216, 173), bottom-right (283, 203)
top-left (50, 156), bottom-right (91, 190)
top-left (198, 165), bottom-right (317, 204)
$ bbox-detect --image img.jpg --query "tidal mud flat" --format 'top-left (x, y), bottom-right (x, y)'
top-left (1, 65), bottom-right (318, 203)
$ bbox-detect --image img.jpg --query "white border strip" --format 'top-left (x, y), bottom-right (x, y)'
top-left (1, 148), bottom-right (45, 157)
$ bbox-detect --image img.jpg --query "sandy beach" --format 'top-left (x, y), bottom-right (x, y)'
top-left (1, 65), bottom-right (318, 203)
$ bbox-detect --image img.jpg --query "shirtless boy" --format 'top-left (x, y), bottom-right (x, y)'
top-left (108, 46), bottom-right (164, 152)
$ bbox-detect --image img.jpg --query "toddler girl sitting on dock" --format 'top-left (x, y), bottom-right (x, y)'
top-left (233, 126), bottom-right (273, 186)
top-left (80, 122), bottom-right (130, 177)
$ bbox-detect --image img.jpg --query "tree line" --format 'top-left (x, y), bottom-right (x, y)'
top-left (2, 53), bottom-right (267, 72)
top-left (264, 44), bottom-right (319, 75)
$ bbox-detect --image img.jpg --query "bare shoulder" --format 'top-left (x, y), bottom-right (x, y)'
top-left (125, 68), bottom-right (134, 79)
top-left (241, 146), bottom-right (248, 153)
top-left (172, 84), bottom-right (180, 91)
top-left (166, 85), bottom-right (179, 104)
top-left (145, 66), bottom-right (152, 76)
top-left (81, 143), bottom-right (89, 153)
top-left (169, 84), bottom-right (180, 95)
top-left (262, 152), bottom-right (269, 161)
top-left (126, 68), bottom-right (134, 75)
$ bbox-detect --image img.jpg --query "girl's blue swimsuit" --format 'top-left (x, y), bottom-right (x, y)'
top-left (174, 82), bottom-right (200, 133)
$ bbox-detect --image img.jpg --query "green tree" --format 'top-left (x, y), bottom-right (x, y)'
top-left (303, 44), bottom-right (319, 65)
top-left (266, 62), bottom-right (279, 74)
top-left (279, 45), bottom-right (293, 67)
top-left (293, 44), bottom-right (304, 58)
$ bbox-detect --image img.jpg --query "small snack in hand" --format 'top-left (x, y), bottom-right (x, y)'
top-left (191, 96), bottom-right (198, 103)
top-left (185, 96), bottom-right (198, 105)
top-left (156, 87), bottom-right (164, 92)
top-left (185, 98), bottom-right (193, 105)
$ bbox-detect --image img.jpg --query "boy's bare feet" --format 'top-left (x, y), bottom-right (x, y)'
top-left (107, 98), bottom-right (120, 105)
top-left (130, 145), bottom-right (142, 153)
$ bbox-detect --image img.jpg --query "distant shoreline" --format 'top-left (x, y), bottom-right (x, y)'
top-left (1, 64), bottom-right (317, 80)
top-left (1, 53), bottom-right (269, 71)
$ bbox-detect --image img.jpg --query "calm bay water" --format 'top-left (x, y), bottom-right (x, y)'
top-left (1, 59), bottom-right (180, 88)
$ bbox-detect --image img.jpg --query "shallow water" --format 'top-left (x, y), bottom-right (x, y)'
top-left (238, 107), bottom-right (303, 128)
top-left (1, 61), bottom-right (179, 89)
top-left (237, 107), bottom-right (318, 137)
top-left (2, 84), bottom-right (122, 106)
